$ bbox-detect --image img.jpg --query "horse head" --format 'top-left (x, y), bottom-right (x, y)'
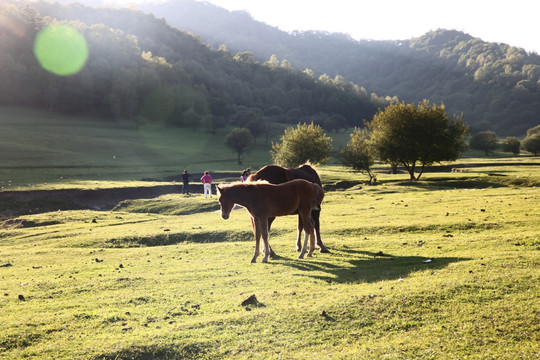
top-left (216, 185), bottom-right (234, 220)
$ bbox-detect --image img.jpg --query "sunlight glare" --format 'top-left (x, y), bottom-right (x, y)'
top-left (33, 24), bottom-right (89, 76)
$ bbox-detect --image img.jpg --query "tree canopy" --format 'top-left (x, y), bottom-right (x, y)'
top-left (368, 101), bottom-right (468, 180)
top-left (0, 1), bottom-right (379, 132)
top-left (146, 1), bottom-right (540, 136)
top-left (339, 127), bottom-right (376, 184)
top-left (271, 123), bottom-right (332, 167)
top-left (469, 130), bottom-right (499, 156)
top-left (225, 128), bottom-right (254, 165)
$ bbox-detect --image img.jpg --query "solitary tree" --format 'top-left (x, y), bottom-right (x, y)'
top-left (502, 136), bottom-right (521, 155)
top-left (368, 100), bottom-right (468, 181)
top-left (225, 128), bottom-right (254, 165)
top-left (271, 123), bottom-right (333, 167)
top-left (245, 117), bottom-right (265, 144)
top-left (469, 130), bottom-right (498, 156)
top-left (339, 127), bottom-right (376, 184)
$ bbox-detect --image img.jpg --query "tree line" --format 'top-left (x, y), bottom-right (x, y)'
top-left (265, 102), bottom-right (539, 183)
top-left (0, 1), bottom-right (384, 135)
top-left (144, 0), bottom-right (540, 137)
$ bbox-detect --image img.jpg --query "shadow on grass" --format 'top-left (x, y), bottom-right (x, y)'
top-left (273, 248), bottom-right (470, 284)
top-left (104, 229), bottom-right (255, 247)
top-left (92, 343), bottom-right (210, 360)
top-left (392, 177), bottom-right (507, 190)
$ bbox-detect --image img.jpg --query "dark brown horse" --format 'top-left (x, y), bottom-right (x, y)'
top-left (217, 179), bottom-right (324, 263)
top-left (248, 164), bottom-right (330, 253)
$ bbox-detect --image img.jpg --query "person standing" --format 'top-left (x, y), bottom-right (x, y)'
top-left (181, 170), bottom-right (190, 195)
top-left (201, 171), bottom-right (213, 198)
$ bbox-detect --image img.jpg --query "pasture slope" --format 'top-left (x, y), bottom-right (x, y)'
top-left (0, 161), bottom-right (539, 359)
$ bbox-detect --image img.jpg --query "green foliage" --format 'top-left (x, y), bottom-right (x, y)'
top-left (522, 134), bottom-right (540, 155)
top-left (0, 1), bottom-right (378, 131)
top-left (225, 128), bottom-right (254, 164)
top-left (526, 124), bottom-right (540, 137)
top-left (502, 136), bottom-right (521, 155)
top-left (368, 101), bottom-right (468, 180)
top-left (338, 127), bottom-right (376, 183)
top-left (469, 130), bottom-right (499, 156)
top-left (144, 3), bottom-right (540, 136)
top-left (271, 123), bottom-right (333, 167)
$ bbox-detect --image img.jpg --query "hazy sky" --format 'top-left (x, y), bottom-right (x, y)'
top-left (198, 0), bottom-right (540, 53)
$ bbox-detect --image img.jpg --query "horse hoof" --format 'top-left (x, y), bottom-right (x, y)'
top-left (307, 253), bottom-right (313, 258)
top-left (319, 247), bottom-right (330, 253)
top-left (262, 258), bottom-right (269, 263)
top-left (250, 259), bottom-right (257, 263)
top-left (298, 254), bottom-right (305, 259)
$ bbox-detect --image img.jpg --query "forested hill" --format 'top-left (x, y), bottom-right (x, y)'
top-left (135, 0), bottom-right (540, 136)
top-left (0, 1), bottom-right (380, 134)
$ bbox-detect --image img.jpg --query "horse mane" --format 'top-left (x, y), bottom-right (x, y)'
top-left (218, 180), bottom-right (270, 190)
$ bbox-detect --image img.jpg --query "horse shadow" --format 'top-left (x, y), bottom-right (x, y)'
top-left (272, 248), bottom-right (470, 284)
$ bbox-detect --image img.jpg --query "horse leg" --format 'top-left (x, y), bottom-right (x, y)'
top-left (250, 217), bottom-right (261, 263)
top-left (298, 230), bottom-right (309, 259)
top-left (260, 218), bottom-right (271, 263)
top-left (306, 222), bottom-right (316, 258)
top-left (312, 209), bottom-right (330, 253)
top-left (267, 217), bottom-right (277, 257)
top-left (296, 215), bottom-right (303, 252)
top-left (298, 212), bottom-right (311, 259)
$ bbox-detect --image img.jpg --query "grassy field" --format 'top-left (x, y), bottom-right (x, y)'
top-left (1, 107), bottom-right (539, 359)
top-left (1, 168), bottom-right (539, 359)
top-left (0, 106), bottom-right (283, 189)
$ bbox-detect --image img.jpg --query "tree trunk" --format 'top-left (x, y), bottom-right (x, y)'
top-left (404, 162), bottom-right (417, 181)
top-left (416, 163), bottom-right (426, 180)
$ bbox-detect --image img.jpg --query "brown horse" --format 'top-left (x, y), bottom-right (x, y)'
top-left (248, 164), bottom-right (329, 253)
top-left (217, 179), bottom-right (324, 263)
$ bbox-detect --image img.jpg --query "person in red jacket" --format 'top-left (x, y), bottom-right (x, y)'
top-left (200, 171), bottom-right (213, 198)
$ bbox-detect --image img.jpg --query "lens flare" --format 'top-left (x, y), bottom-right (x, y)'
top-left (33, 24), bottom-right (88, 76)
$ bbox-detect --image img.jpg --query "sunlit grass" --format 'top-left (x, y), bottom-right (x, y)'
top-left (1, 106), bottom-right (539, 358)
top-left (1, 176), bottom-right (538, 359)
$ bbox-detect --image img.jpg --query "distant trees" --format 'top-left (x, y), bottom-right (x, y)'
top-left (0, 2), bottom-right (379, 134)
top-left (225, 128), bottom-right (254, 165)
top-left (522, 125), bottom-right (540, 156)
top-left (469, 130), bottom-right (499, 156)
top-left (339, 127), bottom-right (376, 184)
top-left (271, 123), bottom-right (332, 167)
top-left (502, 137), bottom-right (521, 155)
top-left (367, 101), bottom-right (468, 181)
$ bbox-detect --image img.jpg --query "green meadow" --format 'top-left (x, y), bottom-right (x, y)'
top-left (0, 107), bottom-right (539, 359)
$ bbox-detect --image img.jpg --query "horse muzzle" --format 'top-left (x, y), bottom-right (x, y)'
top-left (221, 212), bottom-right (229, 220)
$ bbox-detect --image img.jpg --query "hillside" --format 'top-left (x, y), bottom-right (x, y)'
top-left (0, 1), bottom-right (379, 135)
top-left (137, 0), bottom-right (540, 136)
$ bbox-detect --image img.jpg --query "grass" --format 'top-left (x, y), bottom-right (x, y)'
top-left (1, 174), bottom-right (539, 359)
top-left (0, 106), bottom-right (276, 189)
top-left (1, 106), bottom-right (539, 359)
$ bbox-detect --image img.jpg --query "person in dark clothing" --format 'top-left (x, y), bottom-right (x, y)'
top-left (182, 170), bottom-right (190, 195)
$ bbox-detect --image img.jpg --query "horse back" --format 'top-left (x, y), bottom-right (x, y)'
top-left (249, 164), bottom-right (321, 186)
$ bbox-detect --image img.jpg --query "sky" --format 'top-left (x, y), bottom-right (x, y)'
top-left (198, 0), bottom-right (540, 54)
